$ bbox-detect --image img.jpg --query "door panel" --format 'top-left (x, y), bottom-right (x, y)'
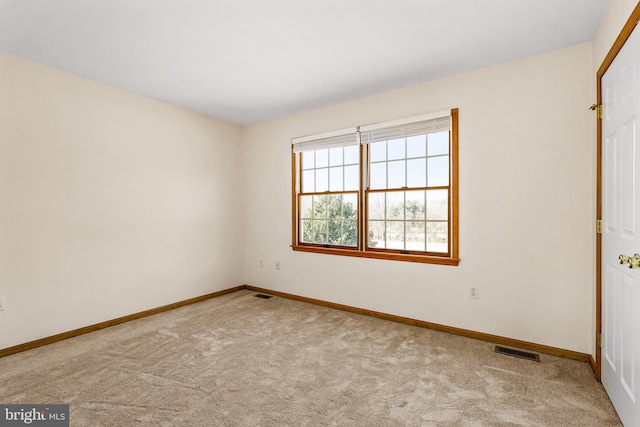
top-left (622, 119), bottom-right (636, 234)
top-left (602, 21), bottom-right (640, 427)
top-left (603, 263), bottom-right (617, 369)
top-left (620, 272), bottom-right (635, 399)
top-left (606, 131), bottom-right (618, 232)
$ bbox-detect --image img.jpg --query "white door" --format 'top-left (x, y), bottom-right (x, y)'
top-left (602, 22), bottom-right (640, 427)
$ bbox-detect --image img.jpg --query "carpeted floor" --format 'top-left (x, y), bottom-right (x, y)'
top-left (0, 290), bottom-right (621, 426)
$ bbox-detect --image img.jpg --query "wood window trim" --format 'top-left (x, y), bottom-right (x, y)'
top-left (291, 244), bottom-right (460, 266)
top-left (291, 108), bottom-right (459, 266)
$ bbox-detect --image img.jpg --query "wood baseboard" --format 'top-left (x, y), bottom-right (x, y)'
top-left (1, 283), bottom-right (591, 366)
top-left (243, 285), bottom-right (591, 363)
top-left (0, 285), bottom-right (244, 359)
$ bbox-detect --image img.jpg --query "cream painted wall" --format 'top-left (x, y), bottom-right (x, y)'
top-left (243, 43), bottom-right (594, 354)
top-left (0, 53), bottom-right (245, 350)
top-left (1, 6), bottom-right (623, 355)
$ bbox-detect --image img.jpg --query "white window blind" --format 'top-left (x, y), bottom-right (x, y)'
top-left (359, 111), bottom-right (451, 145)
top-left (292, 128), bottom-right (358, 153)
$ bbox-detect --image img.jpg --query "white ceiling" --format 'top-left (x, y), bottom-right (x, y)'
top-left (0, 0), bottom-right (609, 125)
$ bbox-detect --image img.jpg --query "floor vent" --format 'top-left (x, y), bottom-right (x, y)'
top-left (254, 294), bottom-right (273, 299)
top-left (495, 346), bottom-right (540, 362)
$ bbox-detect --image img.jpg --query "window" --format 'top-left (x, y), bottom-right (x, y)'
top-left (292, 109), bottom-right (459, 265)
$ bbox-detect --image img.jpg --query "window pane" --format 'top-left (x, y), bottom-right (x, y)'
top-left (405, 190), bottom-right (425, 220)
top-left (342, 193), bottom-right (358, 217)
top-left (300, 219), bottom-right (306, 240)
top-left (326, 195), bottom-right (343, 219)
top-left (406, 221), bottom-right (426, 252)
top-left (340, 194), bottom-right (358, 219)
top-left (427, 190), bottom-right (448, 220)
top-left (428, 131), bottom-right (449, 156)
top-left (328, 220), bottom-right (343, 245)
top-left (370, 141), bottom-right (386, 162)
top-left (343, 220), bottom-right (358, 247)
top-left (302, 220), bottom-right (327, 244)
top-left (427, 156), bottom-right (449, 186)
top-left (316, 149), bottom-right (329, 168)
top-left (344, 165), bottom-right (359, 191)
top-left (368, 192), bottom-right (385, 220)
top-left (316, 168), bottom-right (329, 192)
top-left (407, 158), bottom-right (426, 188)
top-left (300, 219), bottom-right (309, 241)
top-left (302, 170), bottom-right (315, 193)
top-left (327, 219), bottom-right (357, 246)
top-left (344, 145), bottom-right (359, 165)
top-left (302, 151), bottom-right (315, 170)
top-left (407, 135), bottom-right (426, 158)
top-left (388, 138), bottom-right (405, 160)
top-left (300, 195), bottom-right (313, 219)
top-left (368, 221), bottom-right (385, 249)
top-left (388, 160), bottom-right (406, 188)
top-left (329, 147), bottom-right (343, 166)
top-left (312, 195), bottom-right (327, 219)
top-left (386, 192), bottom-right (404, 220)
top-left (426, 221), bottom-right (448, 253)
top-left (329, 166), bottom-right (344, 192)
top-left (370, 162), bottom-right (386, 189)
top-left (386, 221), bottom-right (405, 249)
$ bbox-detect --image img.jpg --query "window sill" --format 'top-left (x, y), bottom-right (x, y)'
top-left (292, 245), bottom-right (460, 266)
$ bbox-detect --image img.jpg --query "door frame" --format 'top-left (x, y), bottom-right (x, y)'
top-left (595, 2), bottom-right (640, 381)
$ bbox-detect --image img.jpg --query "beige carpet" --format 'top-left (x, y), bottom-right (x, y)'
top-left (0, 290), bottom-right (621, 426)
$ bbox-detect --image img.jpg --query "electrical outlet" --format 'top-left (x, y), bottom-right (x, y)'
top-left (0, 296), bottom-right (5, 311)
top-left (260, 259), bottom-right (264, 268)
top-left (275, 261), bottom-right (280, 270)
top-left (469, 287), bottom-right (479, 299)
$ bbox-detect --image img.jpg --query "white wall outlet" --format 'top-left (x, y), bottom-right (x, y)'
top-left (0, 296), bottom-right (5, 311)
top-left (469, 287), bottom-right (479, 299)
top-left (260, 259), bottom-right (264, 268)
top-left (275, 261), bottom-right (280, 270)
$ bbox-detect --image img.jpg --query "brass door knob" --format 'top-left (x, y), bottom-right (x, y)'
top-left (619, 253), bottom-right (640, 269)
